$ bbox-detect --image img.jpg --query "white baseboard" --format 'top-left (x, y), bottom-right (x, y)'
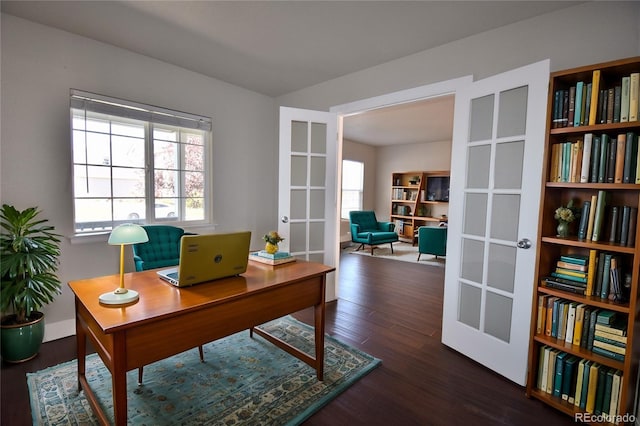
top-left (44, 319), bottom-right (75, 342)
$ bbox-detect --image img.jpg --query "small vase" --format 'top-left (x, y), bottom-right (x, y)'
top-left (265, 242), bottom-right (279, 254)
top-left (556, 221), bottom-right (570, 238)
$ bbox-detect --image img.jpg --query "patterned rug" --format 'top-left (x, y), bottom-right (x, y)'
top-left (347, 242), bottom-right (446, 267)
top-left (27, 316), bottom-right (381, 425)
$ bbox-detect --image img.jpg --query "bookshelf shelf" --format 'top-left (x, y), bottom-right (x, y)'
top-left (389, 171), bottom-right (449, 242)
top-left (526, 57), bottom-right (640, 424)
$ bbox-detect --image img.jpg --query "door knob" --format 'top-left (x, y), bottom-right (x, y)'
top-left (517, 238), bottom-right (532, 249)
top-left (281, 216), bottom-right (289, 223)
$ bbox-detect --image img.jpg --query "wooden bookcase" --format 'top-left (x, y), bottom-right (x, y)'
top-left (390, 171), bottom-right (449, 242)
top-left (526, 57), bottom-right (640, 424)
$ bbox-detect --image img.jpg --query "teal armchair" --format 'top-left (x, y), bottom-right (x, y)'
top-left (417, 226), bottom-right (447, 260)
top-left (349, 210), bottom-right (399, 255)
top-left (132, 225), bottom-right (193, 272)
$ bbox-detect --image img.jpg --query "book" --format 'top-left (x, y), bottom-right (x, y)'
top-left (602, 368), bottom-right (614, 416)
top-left (621, 76), bottom-right (630, 123)
top-left (620, 206), bottom-right (631, 246)
top-left (551, 271), bottom-right (587, 284)
top-left (540, 346), bottom-right (551, 392)
top-left (598, 134), bottom-right (609, 183)
top-left (592, 346), bottom-right (625, 362)
top-left (613, 85), bottom-right (621, 124)
top-left (596, 310), bottom-right (618, 325)
top-left (606, 136), bottom-right (617, 182)
top-left (594, 329), bottom-right (628, 345)
top-left (627, 207), bottom-right (637, 247)
top-left (562, 356), bottom-right (578, 402)
top-left (595, 319), bottom-right (627, 337)
top-left (579, 360), bottom-right (592, 409)
top-left (546, 349), bottom-right (558, 394)
top-left (630, 72), bottom-right (639, 122)
top-left (554, 267), bottom-right (587, 279)
top-left (608, 206), bottom-right (619, 244)
top-left (599, 254), bottom-right (612, 299)
top-left (577, 200), bottom-right (591, 240)
top-left (587, 308), bottom-right (600, 350)
top-left (544, 278), bottom-right (585, 295)
top-left (536, 294), bottom-right (549, 334)
top-left (623, 131), bottom-right (637, 182)
top-left (564, 302), bottom-right (577, 344)
top-left (249, 251), bottom-right (296, 265)
top-left (589, 70), bottom-right (600, 125)
top-left (573, 303), bottom-right (586, 346)
top-left (594, 252), bottom-right (606, 297)
top-left (557, 301), bottom-right (568, 341)
top-left (614, 133), bottom-right (626, 183)
top-left (585, 249), bottom-right (598, 296)
top-left (607, 87), bottom-right (615, 124)
top-left (591, 191), bottom-right (608, 242)
top-left (556, 260), bottom-right (587, 271)
top-left (586, 363), bottom-right (600, 413)
top-left (552, 298), bottom-right (561, 338)
top-left (580, 133), bottom-right (592, 183)
top-left (574, 358), bottom-right (587, 407)
top-left (586, 195), bottom-right (598, 240)
top-left (593, 337), bottom-right (625, 353)
top-left (590, 136), bottom-right (601, 183)
top-left (553, 352), bottom-right (568, 397)
top-left (559, 254), bottom-right (588, 265)
top-left (580, 307), bottom-right (591, 349)
top-left (574, 82), bottom-right (584, 127)
top-left (594, 366), bottom-right (608, 415)
top-left (609, 370), bottom-right (622, 417)
top-left (546, 296), bottom-right (557, 336)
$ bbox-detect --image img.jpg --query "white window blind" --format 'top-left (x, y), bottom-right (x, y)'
top-left (341, 160), bottom-right (364, 219)
top-left (70, 89), bottom-right (212, 234)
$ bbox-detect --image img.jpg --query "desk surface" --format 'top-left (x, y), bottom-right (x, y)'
top-left (69, 261), bottom-right (334, 334)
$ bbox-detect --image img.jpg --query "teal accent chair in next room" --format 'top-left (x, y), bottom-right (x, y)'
top-left (349, 210), bottom-right (399, 255)
top-left (131, 224), bottom-right (203, 383)
top-left (417, 226), bottom-right (447, 261)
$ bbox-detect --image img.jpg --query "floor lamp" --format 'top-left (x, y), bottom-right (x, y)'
top-left (99, 223), bottom-right (149, 305)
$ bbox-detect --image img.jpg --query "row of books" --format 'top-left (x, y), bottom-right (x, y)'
top-left (537, 346), bottom-right (624, 418)
top-left (575, 193), bottom-right (637, 247)
top-left (551, 70), bottom-right (640, 128)
top-left (545, 251), bottom-right (629, 300)
top-left (392, 188), bottom-right (418, 201)
top-left (536, 295), bottom-right (627, 360)
top-left (549, 133), bottom-right (638, 184)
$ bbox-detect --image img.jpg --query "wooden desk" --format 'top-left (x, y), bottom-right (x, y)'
top-left (68, 261), bottom-right (334, 426)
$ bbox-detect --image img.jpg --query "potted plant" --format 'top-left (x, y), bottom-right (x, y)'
top-left (0, 204), bottom-right (62, 362)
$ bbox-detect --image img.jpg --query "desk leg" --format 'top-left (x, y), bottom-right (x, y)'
top-left (75, 307), bottom-right (86, 392)
top-left (112, 333), bottom-right (128, 426)
top-left (314, 297), bottom-right (326, 380)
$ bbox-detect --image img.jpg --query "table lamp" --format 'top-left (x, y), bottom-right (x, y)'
top-left (99, 223), bottom-right (149, 305)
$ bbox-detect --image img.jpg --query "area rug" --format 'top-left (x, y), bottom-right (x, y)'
top-left (347, 242), bottom-right (445, 267)
top-left (27, 316), bottom-right (381, 425)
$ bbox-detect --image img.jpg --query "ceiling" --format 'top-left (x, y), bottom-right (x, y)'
top-left (2, 1), bottom-right (580, 146)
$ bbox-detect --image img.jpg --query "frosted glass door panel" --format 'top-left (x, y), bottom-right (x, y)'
top-left (461, 238), bottom-right (484, 283)
top-left (310, 157), bottom-right (326, 187)
top-left (487, 243), bottom-right (516, 293)
top-left (310, 123), bottom-right (327, 154)
top-left (463, 193), bottom-right (487, 237)
top-left (497, 86), bottom-right (528, 138)
top-left (490, 194), bottom-right (520, 241)
top-left (289, 222), bottom-right (307, 253)
top-left (291, 156), bottom-right (307, 186)
top-left (309, 222), bottom-right (325, 251)
top-left (485, 292), bottom-right (513, 343)
top-left (469, 94), bottom-right (494, 142)
top-left (459, 282), bottom-right (481, 330)
top-left (309, 189), bottom-right (325, 219)
top-left (290, 189), bottom-right (307, 220)
top-left (467, 145), bottom-right (491, 188)
top-left (494, 141), bottom-right (524, 189)
top-left (291, 121), bottom-right (307, 152)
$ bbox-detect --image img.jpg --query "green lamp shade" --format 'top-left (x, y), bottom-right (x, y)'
top-left (108, 223), bottom-right (149, 245)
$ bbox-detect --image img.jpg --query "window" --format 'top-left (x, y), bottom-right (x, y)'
top-left (341, 160), bottom-right (364, 219)
top-left (70, 90), bottom-right (212, 234)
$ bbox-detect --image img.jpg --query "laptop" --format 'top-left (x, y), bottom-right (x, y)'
top-left (157, 231), bottom-right (251, 287)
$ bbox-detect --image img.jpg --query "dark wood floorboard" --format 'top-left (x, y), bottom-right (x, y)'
top-left (1, 252), bottom-right (574, 425)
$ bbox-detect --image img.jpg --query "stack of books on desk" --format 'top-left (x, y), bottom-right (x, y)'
top-left (249, 250), bottom-right (296, 265)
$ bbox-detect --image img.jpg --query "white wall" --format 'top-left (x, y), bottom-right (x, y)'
top-left (1, 14), bottom-right (278, 340)
top-left (278, 2), bottom-right (640, 111)
top-left (375, 140), bottom-right (452, 220)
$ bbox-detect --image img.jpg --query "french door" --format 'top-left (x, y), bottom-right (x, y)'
top-left (278, 107), bottom-right (338, 299)
top-left (442, 60), bottom-right (550, 385)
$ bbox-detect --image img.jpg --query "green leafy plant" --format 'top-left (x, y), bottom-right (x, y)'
top-left (1, 204), bottom-right (62, 324)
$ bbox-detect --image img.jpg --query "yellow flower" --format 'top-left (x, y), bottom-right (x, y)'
top-left (263, 231), bottom-right (284, 245)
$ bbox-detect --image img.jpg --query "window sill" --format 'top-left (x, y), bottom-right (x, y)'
top-left (69, 223), bottom-right (218, 245)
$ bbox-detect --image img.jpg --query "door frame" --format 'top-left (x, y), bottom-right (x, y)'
top-left (329, 76), bottom-right (473, 298)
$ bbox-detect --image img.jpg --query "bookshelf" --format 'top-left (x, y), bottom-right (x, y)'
top-left (526, 57), bottom-right (640, 424)
top-left (390, 171), bottom-right (449, 242)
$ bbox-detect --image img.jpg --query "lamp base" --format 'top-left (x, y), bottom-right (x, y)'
top-left (99, 289), bottom-right (139, 305)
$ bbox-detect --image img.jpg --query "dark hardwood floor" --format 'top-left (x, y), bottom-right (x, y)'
top-left (1, 252), bottom-right (573, 425)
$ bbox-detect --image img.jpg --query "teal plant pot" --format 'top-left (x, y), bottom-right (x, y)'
top-left (1, 312), bottom-right (45, 363)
